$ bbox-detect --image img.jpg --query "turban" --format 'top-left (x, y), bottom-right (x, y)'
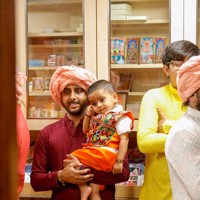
top-left (16, 72), bottom-right (27, 101)
top-left (50, 65), bottom-right (97, 106)
top-left (177, 55), bottom-right (200, 102)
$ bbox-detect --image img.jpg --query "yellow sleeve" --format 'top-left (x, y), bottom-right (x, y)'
top-left (137, 90), bottom-right (167, 154)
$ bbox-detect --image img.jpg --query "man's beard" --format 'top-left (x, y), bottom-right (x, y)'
top-left (62, 100), bottom-right (88, 116)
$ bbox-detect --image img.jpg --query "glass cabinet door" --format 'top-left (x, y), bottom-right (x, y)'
top-left (27, 0), bottom-right (83, 119)
top-left (110, 0), bottom-right (170, 120)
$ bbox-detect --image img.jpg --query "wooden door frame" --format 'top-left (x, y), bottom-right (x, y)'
top-left (0, 0), bottom-right (17, 199)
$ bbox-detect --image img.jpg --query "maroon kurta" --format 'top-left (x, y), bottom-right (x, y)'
top-left (31, 115), bottom-right (130, 200)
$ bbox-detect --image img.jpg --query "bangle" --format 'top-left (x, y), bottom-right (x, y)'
top-left (85, 114), bottom-right (91, 118)
top-left (115, 159), bottom-right (123, 164)
top-left (58, 170), bottom-right (65, 186)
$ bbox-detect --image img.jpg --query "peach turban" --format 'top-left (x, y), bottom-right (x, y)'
top-left (177, 55), bottom-right (200, 102)
top-left (50, 65), bottom-right (97, 106)
top-left (16, 72), bottom-right (27, 101)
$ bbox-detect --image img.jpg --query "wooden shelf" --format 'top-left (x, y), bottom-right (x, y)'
top-left (29, 44), bottom-right (83, 49)
top-left (29, 67), bottom-right (58, 70)
top-left (28, 32), bottom-right (83, 38)
top-left (111, 19), bottom-right (169, 25)
top-left (128, 92), bottom-right (145, 96)
top-left (111, 64), bottom-right (163, 69)
top-left (27, 119), bottom-right (58, 130)
top-left (29, 92), bottom-right (51, 96)
top-left (28, 0), bottom-right (81, 6)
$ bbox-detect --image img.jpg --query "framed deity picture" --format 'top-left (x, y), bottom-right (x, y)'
top-left (117, 93), bottom-right (127, 110)
top-left (32, 77), bottom-right (43, 92)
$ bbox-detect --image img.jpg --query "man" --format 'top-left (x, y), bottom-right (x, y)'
top-left (31, 66), bottom-right (130, 200)
top-left (166, 55), bottom-right (200, 200)
top-left (137, 40), bottom-right (199, 200)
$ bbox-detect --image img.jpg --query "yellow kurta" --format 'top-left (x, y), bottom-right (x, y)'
top-left (137, 83), bottom-right (186, 200)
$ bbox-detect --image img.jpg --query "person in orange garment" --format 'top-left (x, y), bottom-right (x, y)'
top-left (16, 72), bottom-right (30, 199)
top-left (70, 80), bottom-right (134, 200)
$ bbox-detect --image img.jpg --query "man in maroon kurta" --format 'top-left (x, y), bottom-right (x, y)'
top-left (31, 66), bottom-right (130, 200)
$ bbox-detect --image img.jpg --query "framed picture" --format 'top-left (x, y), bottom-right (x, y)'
top-left (111, 38), bottom-right (125, 64)
top-left (116, 74), bottom-right (133, 92)
top-left (32, 77), bottom-right (43, 92)
top-left (56, 55), bottom-right (66, 66)
top-left (126, 38), bottom-right (139, 64)
top-left (44, 77), bottom-right (51, 92)
top-left (117, 93), bottom-right (127, 110)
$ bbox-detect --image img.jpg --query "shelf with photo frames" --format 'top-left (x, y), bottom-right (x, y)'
top-left (111, 63), bottom-right (163, 69)
top-left (110, 1), bottom-right (170, 195)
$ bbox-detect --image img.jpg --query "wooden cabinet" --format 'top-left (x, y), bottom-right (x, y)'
top-left (27, 0), bottom-right (83, 121)
top-left (109, 0), bottom-right (170, 198)
top-left (15, 1), bottom-right (196, 200)
top-left (15, 0), bottom-right (97, 130)
top-left (110, 0), bottom-right (170, 125)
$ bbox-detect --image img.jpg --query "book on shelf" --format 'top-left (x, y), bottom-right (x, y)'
top-left (111, 38), bottom-right (125, 64)
top-left (155, 37), bottom-right (166, 64)
top-left (126, 16), bottom-right (147, 21)
top-left (111, 15), bottom-right (127, 20)
top-left (140, 37), bottom-right (154, 64)
top-left (116, 74), bottom-right (133, 92)
top-left (111, 3), bottom-right (132, 11)
top-left (126, 38), bottom-right (139, 64)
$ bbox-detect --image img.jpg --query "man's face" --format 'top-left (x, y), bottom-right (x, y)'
top-left (163, 61), bottom-right (185, 89)
top-left (61, 85), bottom-right (88, 116)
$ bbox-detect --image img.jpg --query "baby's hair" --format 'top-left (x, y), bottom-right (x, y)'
top-left (87, 79), bottom-right (115, 96)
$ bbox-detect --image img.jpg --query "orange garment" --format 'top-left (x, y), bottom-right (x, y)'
top-left (16, 103), bottom-right (30, 195)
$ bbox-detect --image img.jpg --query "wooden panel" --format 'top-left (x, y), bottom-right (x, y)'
top-left (19, 183), bottom-right (52, 199)
top-left (97, 0), bottom-right (110, 80)
top-left (0, 0), bottom-right (17, 199)
top-left (115, 185), bottom-right (140, 199)
top-left (84, 0), bottom-right (97, 75)
top-left (170, 0), bottom-right (184, 42)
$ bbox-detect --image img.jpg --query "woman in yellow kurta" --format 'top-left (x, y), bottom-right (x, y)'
top-left (137, 40), bottom-right (199, 200)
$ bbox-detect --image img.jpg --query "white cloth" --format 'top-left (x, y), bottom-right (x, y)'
top-left (165, 107), bottom-right (200, 200)
top-left (106, 104), bottom-right (132, 135)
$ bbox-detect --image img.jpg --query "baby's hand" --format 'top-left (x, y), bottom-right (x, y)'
top-left (112, 162), bottom-right (123, 174)
top-left (86, 105), bottom-right (95, 116)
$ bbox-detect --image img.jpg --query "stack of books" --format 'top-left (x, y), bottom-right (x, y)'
top-left (111, 3), bottom-right (133, 20)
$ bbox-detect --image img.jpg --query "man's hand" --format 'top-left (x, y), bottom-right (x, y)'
top-left (59, 162), bottom-right (94, 185)
top-left (157, 108), bottom-right (168, 133)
